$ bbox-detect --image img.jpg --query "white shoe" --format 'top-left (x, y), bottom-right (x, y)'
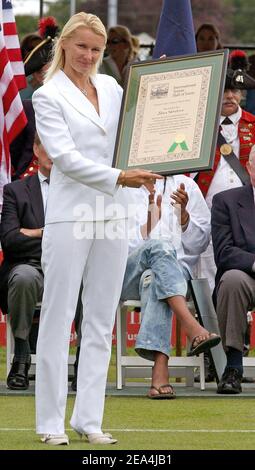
top-left (86, 433), bottom-right (117, 445)
top-left (74, 429), bottom-right (113, 440)
top-left (41, 433), bottom-right (69, 445)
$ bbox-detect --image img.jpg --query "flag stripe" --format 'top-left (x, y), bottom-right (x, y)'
top-left (5, 91), bottom-right (25, 131)
top-left (4, 34), bottom-right (21, 49)
top-left (8, 107), bottom-right (27, 143)
top-left (3, 21), bottom-right (16, 35)
top-left (2, 78), bottom-right (19, 115)
top-left (0, 51), bottom-right (13, 92)
top-left (3, 126), bottom-right (10, 172)
top-left (1, 0), bottom-right (27, 209)
top-left (2, 9), bottom-right (14, 21)
top-left (13, 74), bottom-right (26, 89)
top-left (2, 0), bottom-right (26, 91)
top-left (3, 47), bottom-right (21, 61)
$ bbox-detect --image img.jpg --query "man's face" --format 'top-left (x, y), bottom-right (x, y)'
top-left (221, 89), bottom-right (242, 116)
top-left (33, 142), bottom-right (52, 175)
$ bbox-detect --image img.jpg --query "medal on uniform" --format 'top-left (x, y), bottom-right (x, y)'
top-left (220, 144), bottom-right (232, 156)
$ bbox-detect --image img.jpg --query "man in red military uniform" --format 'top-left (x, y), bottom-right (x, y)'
top-left (197, 98), bottom-right (255, 204)
top-left (194, 61), bottom-right (255, 383)
top-left (196, 66), bottom-right (255, 291)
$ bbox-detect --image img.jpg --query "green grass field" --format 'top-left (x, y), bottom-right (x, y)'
top-left (1, 396), bottom-right (255, 450)
top-left (1, 346), bottom-right (255, 450)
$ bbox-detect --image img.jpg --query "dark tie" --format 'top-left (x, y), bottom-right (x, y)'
top-left (222, 117), bottom-right (233, 125)
top-left (45, 177), bottom-right (50, 184)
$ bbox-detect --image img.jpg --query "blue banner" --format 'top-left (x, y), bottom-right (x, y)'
top-left (153, 0), bottom-right (196, 59)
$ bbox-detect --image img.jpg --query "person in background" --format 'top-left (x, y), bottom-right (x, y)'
top-left (195, 23), bottom-right (222, 53)
top-left (195, 65), bottom-right (255, 383)
top-left (229, 50), bottom-right (254, 110)
top-left (20, 32), bottom-right (42, 61)
top-left (20, 17), bottom-right (59, 100)
top-left (11, 18), bottom-right (59, 180)
top-left (211, 144), bottom-right (255, 394)
top-left (196, 67), bottom-right (255, 291)
top-left (121, 176), bottom-right (220, 398)
top-left (0, 133), bottom-right (52, 390)
top-left (131, 35), bottom-right (140, 60)
top-left (32, 12), bottom-right (162, 446)
top-left (100, 25), bottom-right (134, 86)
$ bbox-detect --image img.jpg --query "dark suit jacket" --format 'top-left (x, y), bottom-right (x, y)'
top-left (211, 183), bottom-right (255, 292)
top-left (0, 174), bottom-right (44, 313)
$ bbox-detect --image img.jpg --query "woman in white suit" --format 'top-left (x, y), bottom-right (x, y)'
top-left (32, 12), bottom-right (161, 446)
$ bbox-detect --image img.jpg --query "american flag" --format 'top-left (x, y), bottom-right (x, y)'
top-left (0, 0), bottom-right (27, 211)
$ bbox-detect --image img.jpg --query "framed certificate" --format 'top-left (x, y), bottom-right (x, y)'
top-left (113, 50), bottom-right (228, 174)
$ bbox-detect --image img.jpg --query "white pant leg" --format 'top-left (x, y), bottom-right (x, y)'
top-left (197, 238), bottom-right (216, 292)
top-left (36, 222), bottom-right (93, 435)
top-left (70, 219), bottom-right (128, 434)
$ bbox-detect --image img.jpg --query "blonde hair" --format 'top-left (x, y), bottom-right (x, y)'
top-left (44, 12), bottom-right (107, 82)
top-left (131, 35), bottom-right (140, 59)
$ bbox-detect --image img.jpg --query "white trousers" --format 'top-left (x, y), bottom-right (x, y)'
top-left (197, 238), bottom-right (216, 293)
top-left (35, 221), bottom-right (128, 435)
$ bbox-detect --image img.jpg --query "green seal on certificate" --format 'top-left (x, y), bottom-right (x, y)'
top-left (220, 143), bottom-right (232, 156)
top-left (168, 134), bottom-right (189, 153)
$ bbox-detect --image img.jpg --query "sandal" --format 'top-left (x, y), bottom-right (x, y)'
top-left (187, 333), bottom-right (221, 356)
top-left (147, 384), bottom-right (176, 399)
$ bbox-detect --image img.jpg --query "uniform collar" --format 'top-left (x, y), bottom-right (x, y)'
top-left (220, 106), bottom-right (242, 126)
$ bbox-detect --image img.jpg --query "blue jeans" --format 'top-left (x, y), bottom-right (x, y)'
top-left (121, 239), bottom-right (190, 361)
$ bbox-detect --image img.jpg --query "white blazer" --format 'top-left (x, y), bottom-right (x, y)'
top-left (32, 70), bottom-right (130, 223)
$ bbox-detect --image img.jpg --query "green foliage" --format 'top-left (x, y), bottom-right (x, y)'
top-left (14, 1), bottom-right (83, 39)
top-left (226, 0), bottom-right (255, 43)
top-left (16, 15), bottom-right (39, 40)
top-left (46, 0), bottom-right (84, 29)
top-left (45, 0), bottom-right (71, 29)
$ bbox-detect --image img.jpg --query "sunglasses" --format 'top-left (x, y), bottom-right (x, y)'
top-left (107, 38), bottom-right (127, 45)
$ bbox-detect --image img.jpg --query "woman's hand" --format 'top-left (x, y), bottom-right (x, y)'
top-left (117, 169), bottom-right (163, 192)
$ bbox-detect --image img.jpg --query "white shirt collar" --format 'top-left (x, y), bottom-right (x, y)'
top-left (38, 170), bottom-right (48, 183)
top-left (253, 186), bottom-right (255, 203)
top-left (220, 106), bottom-right (242, 126)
